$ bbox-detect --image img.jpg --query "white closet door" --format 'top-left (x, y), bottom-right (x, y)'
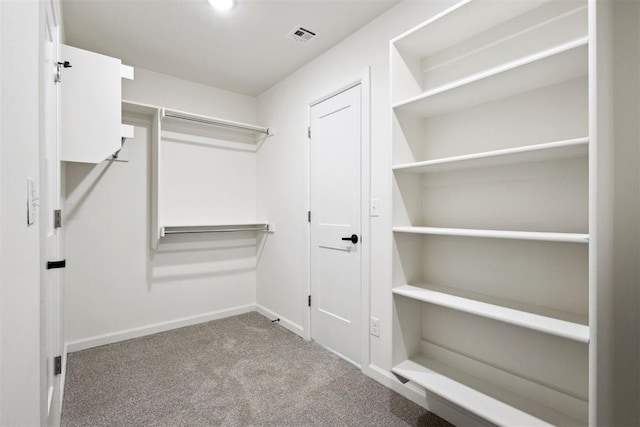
top-left (310, 85), bottom-right (362, 364)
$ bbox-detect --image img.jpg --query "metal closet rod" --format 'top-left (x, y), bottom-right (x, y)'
top-left (161, 224), bottom-right (272, 235)
top-left (163, 110), bottom-right (270, 135)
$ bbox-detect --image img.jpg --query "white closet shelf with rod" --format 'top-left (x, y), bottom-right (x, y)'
top-left (163, 109), bottom-right (273, 136)
top-left (160, 223), bottom-right (274, 236)
top-left (121, 100), bottom-right (274, 137)
top-left (120, 100), bottom-right (275, 249)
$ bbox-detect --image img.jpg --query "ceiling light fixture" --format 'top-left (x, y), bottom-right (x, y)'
top-left (207, 0), bottom-right (235, 11)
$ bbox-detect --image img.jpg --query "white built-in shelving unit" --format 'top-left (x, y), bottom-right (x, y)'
top-left (390, 0), bottom-right (591, 425)
top-left (122, 100), bottom-right (274, 249)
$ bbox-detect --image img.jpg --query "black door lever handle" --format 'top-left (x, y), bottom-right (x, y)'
top-left (341, 234), bottom-right (358, 244)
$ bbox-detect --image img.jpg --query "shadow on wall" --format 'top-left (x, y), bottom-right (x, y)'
top-left (147, 232), bottom-right (259, 288)
top-left (64, 123), bottom-right (264, 296)
top-left (64, 159), bottom-right (116, 222)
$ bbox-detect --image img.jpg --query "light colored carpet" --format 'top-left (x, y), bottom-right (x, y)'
top-left (62, 312), bottom-right (453, 426)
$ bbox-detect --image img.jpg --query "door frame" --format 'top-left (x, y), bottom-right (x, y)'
top-left (304, 67), bottom-right (371, 369)
top-left (40, 0), bottom-right (63, 424)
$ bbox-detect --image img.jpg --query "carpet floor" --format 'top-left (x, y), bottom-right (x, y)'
top-left (61, 312), bottom-right (453, 426)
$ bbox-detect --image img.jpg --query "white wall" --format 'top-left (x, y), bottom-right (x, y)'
top-left (611, 1), bottom-right (640, 424)
top-left (0, 0), bottom-right (43, 424)
top-left (63, 68), bottom-right (261, 349)
top-left (122, 68), bottom-right (258, 120)
top-left (255, 0), bottom-right (455, 377)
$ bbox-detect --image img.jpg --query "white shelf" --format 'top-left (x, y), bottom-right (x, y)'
top-left (122, 99), bottom-right (160, 117)
top-left (131, 97), bottom-right (275, 249)
top-left (162, 108), bottom-right (272, 136)
top-left (393, 284), bottom-right (588, 343)
top-left (392, 356), bottom-right (583, 427)
top-left (392, 226), bottom-right (589, 243)
top-left (122, 100), bottom-right (273, 137)
top-left (391, 0), bottom-right (549, 58)
top-left (392, 137), bottom-right (588, 174)
top-left (160, 223), bottom-right (274, 237)
top-left (393, 38), bottom-right (588, 117)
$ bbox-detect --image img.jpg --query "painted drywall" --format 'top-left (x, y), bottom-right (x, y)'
top-left (611, 1), bottom-right (640, 425)
top-left (63, 68), bottom-right (261, 347)
top-left (255, 0), bottom-right (456, 375)
top-left (0, 0), bottom-right (42, 424)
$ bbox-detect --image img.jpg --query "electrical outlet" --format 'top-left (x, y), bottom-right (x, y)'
top-left (370, 317), bottom-right (380, 337)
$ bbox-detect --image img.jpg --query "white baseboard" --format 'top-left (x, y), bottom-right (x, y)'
top-left (255, 304), bottom-right (304, 337)
top-left (363, 363), bottom-right (490, 427)
top-left (65, 304), bottom-right (255, 353)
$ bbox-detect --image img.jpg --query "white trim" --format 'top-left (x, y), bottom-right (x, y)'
top-left (318, 343), bottom-right (361, 369)
top-left (305, 67), bottom-right (372, 368)
top-left (309, 81), bottom-right (362, 108)
top-left (359, 67), bottom-right (372, 371)
top-left (255, 304), bottom-right (304, 336)
top-left (65, 304), bottom-right (255, 352)
top-left (363, 363), bottom-right (490, 427)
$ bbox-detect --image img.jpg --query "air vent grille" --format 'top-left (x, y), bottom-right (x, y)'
top-left (288, 26), bottom-right (316, 43)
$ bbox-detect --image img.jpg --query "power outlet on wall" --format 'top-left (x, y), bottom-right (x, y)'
top-left (370, 317), bottom-right (380, 337)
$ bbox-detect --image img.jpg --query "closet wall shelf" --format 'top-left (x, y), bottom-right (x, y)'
top-left (160, 223), bottom-right (275, 237)
top-left (391, 0), bottom-right (550, 58)
top-left (121, 100), bottom-right (273, 138)
top-left (162, 108), bottom-right (273, 136)
top-left (392, 37), bottom-right (588, 117)
top-left (393, 284), bottom-right (589, 343)
top-left (392, 356), bottom-right (582, 427)
top-left (392, 137), bottom-right (588, 174)
top-left (392, 226), bottom-right (589, 243)
top-left (123, 98), bottom-right (275, 249)
top-left (122, 100), bottom-right (160, 117)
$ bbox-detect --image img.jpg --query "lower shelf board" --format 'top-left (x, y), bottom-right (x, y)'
top-left (393, 285), bottom-right (589, 343)
top-left (392, 226), bottom-right (589, 243)
top-left (392, 356), bottom-right (583, 427)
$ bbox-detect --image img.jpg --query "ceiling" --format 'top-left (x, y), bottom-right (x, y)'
top-left (61, 0), bottom-right (401, 96)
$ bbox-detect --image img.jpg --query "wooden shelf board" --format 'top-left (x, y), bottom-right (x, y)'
top-left (391, 0), bottom-right (550, 59)
top-left (393, 38), bottom-right (588, 118)
top-left (393, 137), bottom-right (588, 174)
top-left (392, 226), bottom-right (589, 243)
top-left (393, 284), bottom-right (588, 343)
top-left (392, 356), bottom-right (583, 427)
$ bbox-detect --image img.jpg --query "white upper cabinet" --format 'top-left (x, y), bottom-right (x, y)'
top-left (60, 45), bottom-right (124, 163)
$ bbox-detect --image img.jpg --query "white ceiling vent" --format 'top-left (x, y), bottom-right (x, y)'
top-left (288, 26), bottom-right (316, 43)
